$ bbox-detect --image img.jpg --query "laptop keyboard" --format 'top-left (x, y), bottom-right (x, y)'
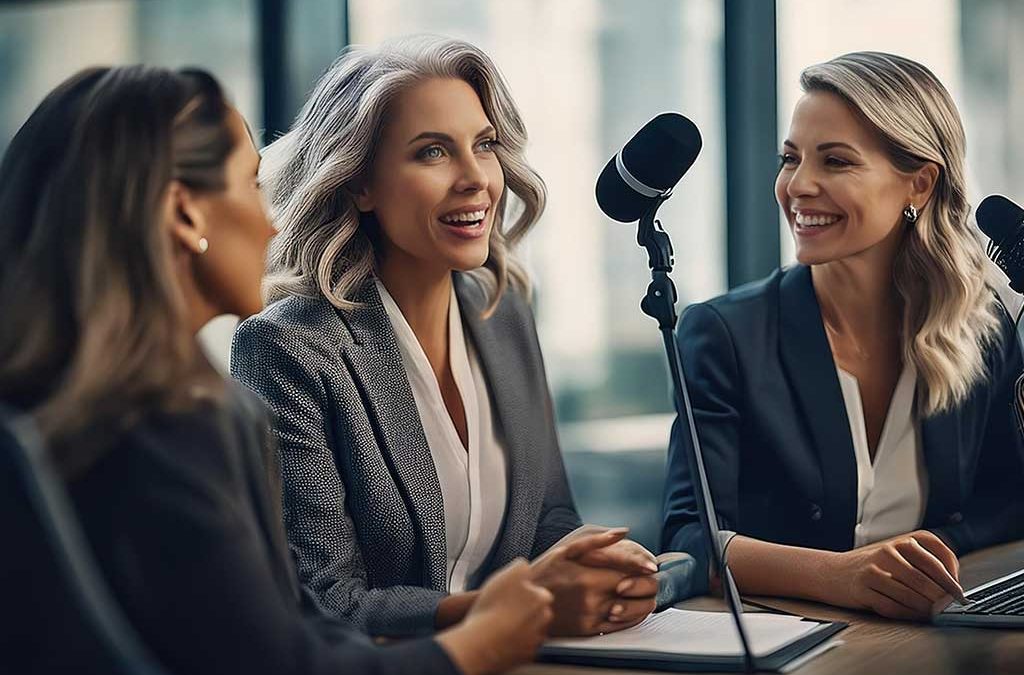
top-left (957, 570), bottom-right (1024, 616)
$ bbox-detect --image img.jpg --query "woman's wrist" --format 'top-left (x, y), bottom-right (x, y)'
top-left (435, 591), bottom-right (480, 629)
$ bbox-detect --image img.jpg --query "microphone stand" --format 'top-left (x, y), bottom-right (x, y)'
top-left (635, 197), bottom-right (756, 673)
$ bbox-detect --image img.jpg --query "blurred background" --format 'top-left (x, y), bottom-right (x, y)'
top-left (3, 0), bottom-right (1023, 550)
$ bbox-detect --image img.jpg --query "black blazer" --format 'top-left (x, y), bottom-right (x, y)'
top-left (662, 264), bottom-right (1024, 590)
top-left (231, 273), bottom-right (582, 636)
top-left (66, 384), bottom-right (457, 675)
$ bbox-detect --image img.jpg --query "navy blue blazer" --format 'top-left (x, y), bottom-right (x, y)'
top-left (662, 264), bottom-right (1024, 590)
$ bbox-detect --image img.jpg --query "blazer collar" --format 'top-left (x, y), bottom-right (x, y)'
top-left (335, 279), bottom-right (448, 591)
top-left (778, 264), bottom-right (858, 546)
top-left (454, 273), bottom-right (539, 566)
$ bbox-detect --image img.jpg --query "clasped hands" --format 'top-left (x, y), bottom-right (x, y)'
top-left (529, 527), bottom-right (659, 636)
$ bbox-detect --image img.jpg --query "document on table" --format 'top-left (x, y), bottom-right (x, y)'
top-left (547, 608), bottom-right (817, 656)
top-left (540, 609), bottom-right (846, 672)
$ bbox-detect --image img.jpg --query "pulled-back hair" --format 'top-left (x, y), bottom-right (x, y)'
top-left (260, 35), bottom-right (546, 315)
top-left (800, 52), bottom-right (1003, 416)
top-left (0, 65), bottom-right (234, 475)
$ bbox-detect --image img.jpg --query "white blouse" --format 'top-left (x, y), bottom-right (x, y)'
top-left (376, 279), bottom-right (508, 592)
top-left (835, 362), bottom-right (929, 548)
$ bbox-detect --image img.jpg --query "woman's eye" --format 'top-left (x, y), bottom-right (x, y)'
top-left (477, 138), bottom-right (500, 152)
top-left (417, 145), bottom-right (445, 160)
top-left (778, 153), bottom-right (797, 168)
top-left (825, 155), bottom-right (853, 167)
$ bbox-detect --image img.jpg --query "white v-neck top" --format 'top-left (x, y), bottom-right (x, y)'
top-left (835, 362), bottom-right (929, 548)
top-left (375, 279), bottom-right (508, 592)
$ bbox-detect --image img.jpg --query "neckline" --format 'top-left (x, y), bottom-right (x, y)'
top-left (836, 362), bottom-right (916, 467)
top-left (375, 278), bottom-right (477, 456)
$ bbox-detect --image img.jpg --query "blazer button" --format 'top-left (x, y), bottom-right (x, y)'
top-left (809, 503), bottom-right (823, 522)
top-left (948, 512), bottom-right (963, 525)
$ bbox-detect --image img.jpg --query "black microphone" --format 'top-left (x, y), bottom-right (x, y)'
top-left (597, 113), bottom-right (760, 673)
top-left (596, 112), bottom-right (702, 222)
top-left (977, 195), bottom-right (1024, 444)
top-left (977, 194), bottom-right (1024, 293)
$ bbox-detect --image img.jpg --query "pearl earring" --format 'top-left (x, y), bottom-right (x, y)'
top-left (198, 237), bottom-right (209, 254)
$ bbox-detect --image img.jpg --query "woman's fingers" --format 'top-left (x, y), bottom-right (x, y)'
top-left (911, 532), bottom-right (961, 580)
top-left (605, 596), bottom-right (657, 625)
top-left (867, 567), bottom-right (934, 616)
top-left (578, 540), bottom-right (658, 575)
top-left (560, 528), bottom-right (630, 560)
top-left (614, 574), bottom-right (659, 598)
top-left (886, 553), bottom-right (948, 603)
top-left (897, 538), bottom-right (966, 602)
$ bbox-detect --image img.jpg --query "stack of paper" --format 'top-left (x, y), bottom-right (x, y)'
top-left (541, 608), bottom-right (844, 672)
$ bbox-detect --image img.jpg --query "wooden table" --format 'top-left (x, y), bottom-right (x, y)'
top-left (515, 540), bottom-right (1024, 674)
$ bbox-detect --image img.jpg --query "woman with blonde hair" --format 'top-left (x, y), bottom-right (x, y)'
top-left (231, 35), bottom-right (658, 638)
top-left (0, 64), bottom-right (557, 675)
top-left (662, 51), bottom-right (1024, 620)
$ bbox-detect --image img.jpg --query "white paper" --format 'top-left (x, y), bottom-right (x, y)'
top-left (544, 609), bottom-right (820, 657)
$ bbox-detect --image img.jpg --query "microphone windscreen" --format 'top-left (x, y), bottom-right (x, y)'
top-left (596, 113), bottom-right (702, 223)
top-left (976, 195), bottom-right (1024, 245)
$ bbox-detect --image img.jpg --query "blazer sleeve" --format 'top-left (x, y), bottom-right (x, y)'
top-left (929, 311), bottom-right (1024, 553)
top-left (231, 316), bottom-right (447, 637)
top-left (77, 406), bottom-right (458, 675)
top-left (660, 303), bottom-right (743, 594)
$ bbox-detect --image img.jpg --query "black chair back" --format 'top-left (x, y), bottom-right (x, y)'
top-left (0, 406), bottom-right (168, 674)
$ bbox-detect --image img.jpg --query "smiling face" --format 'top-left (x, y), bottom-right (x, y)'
top-left (354, 77), bottom-right (505, 278)
top-left (775, 90), bottom-right (921, 266)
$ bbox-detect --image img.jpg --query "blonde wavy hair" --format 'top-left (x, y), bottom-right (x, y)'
top-left (260, 35), bottom-right (546, 315)
top-left (801, 51), bottom-right (1001, 416)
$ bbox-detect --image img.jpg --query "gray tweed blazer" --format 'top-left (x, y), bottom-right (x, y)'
top-left (230, 273), bottom-right (582, 638)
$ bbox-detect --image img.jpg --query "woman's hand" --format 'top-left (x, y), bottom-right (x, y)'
top-left (531, 529), bottom-right (658, 636)
top-left (436, 559), bottom-right (553, 675)
top-left (819, 530), bottom-right (965, 621)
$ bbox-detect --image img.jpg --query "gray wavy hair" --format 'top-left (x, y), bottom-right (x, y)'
top-left (260, 35), bottom-right (546, 314)
top-left (801, 51), bottom-right (1002, 416)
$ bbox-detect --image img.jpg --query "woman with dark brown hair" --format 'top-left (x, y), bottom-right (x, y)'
top-left (0, 64), bottom-right (559, 675)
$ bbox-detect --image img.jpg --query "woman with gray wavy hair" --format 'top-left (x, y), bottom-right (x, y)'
top-left (231, 35), bottom-right (659, 640)
top-left (662, 51), bottom-right (1024, 621)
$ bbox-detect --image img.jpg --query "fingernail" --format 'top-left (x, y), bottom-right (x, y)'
top-left (610, 603), bottom-right (623, 616)
top-left (616, 579), bottom-right (635, 594)
top-left (644, 562), bottom-right (658, 573)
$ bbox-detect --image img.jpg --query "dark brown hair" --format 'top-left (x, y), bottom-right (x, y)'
top-left (0, 65), bottom-right (234, 476)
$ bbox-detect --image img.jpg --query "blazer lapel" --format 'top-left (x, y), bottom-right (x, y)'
top-left (337, 280), bottom-right (448, 591)
top-left (455, 274), bottom-right (539, 564)
top-left (920, 409), bottom-right (962, 527)
top-left (778, 264), bottom-right (858, 548)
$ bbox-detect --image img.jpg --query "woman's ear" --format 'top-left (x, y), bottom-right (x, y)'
top-left (350, 179), bottom-right (375, 213)
top-left (166, 180), bottom-right (209, 255)
top-left (910, 162), bottom-right (940, 209)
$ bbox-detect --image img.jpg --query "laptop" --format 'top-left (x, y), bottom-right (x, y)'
top-left (933, 568), bottom-right (1024, 627)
